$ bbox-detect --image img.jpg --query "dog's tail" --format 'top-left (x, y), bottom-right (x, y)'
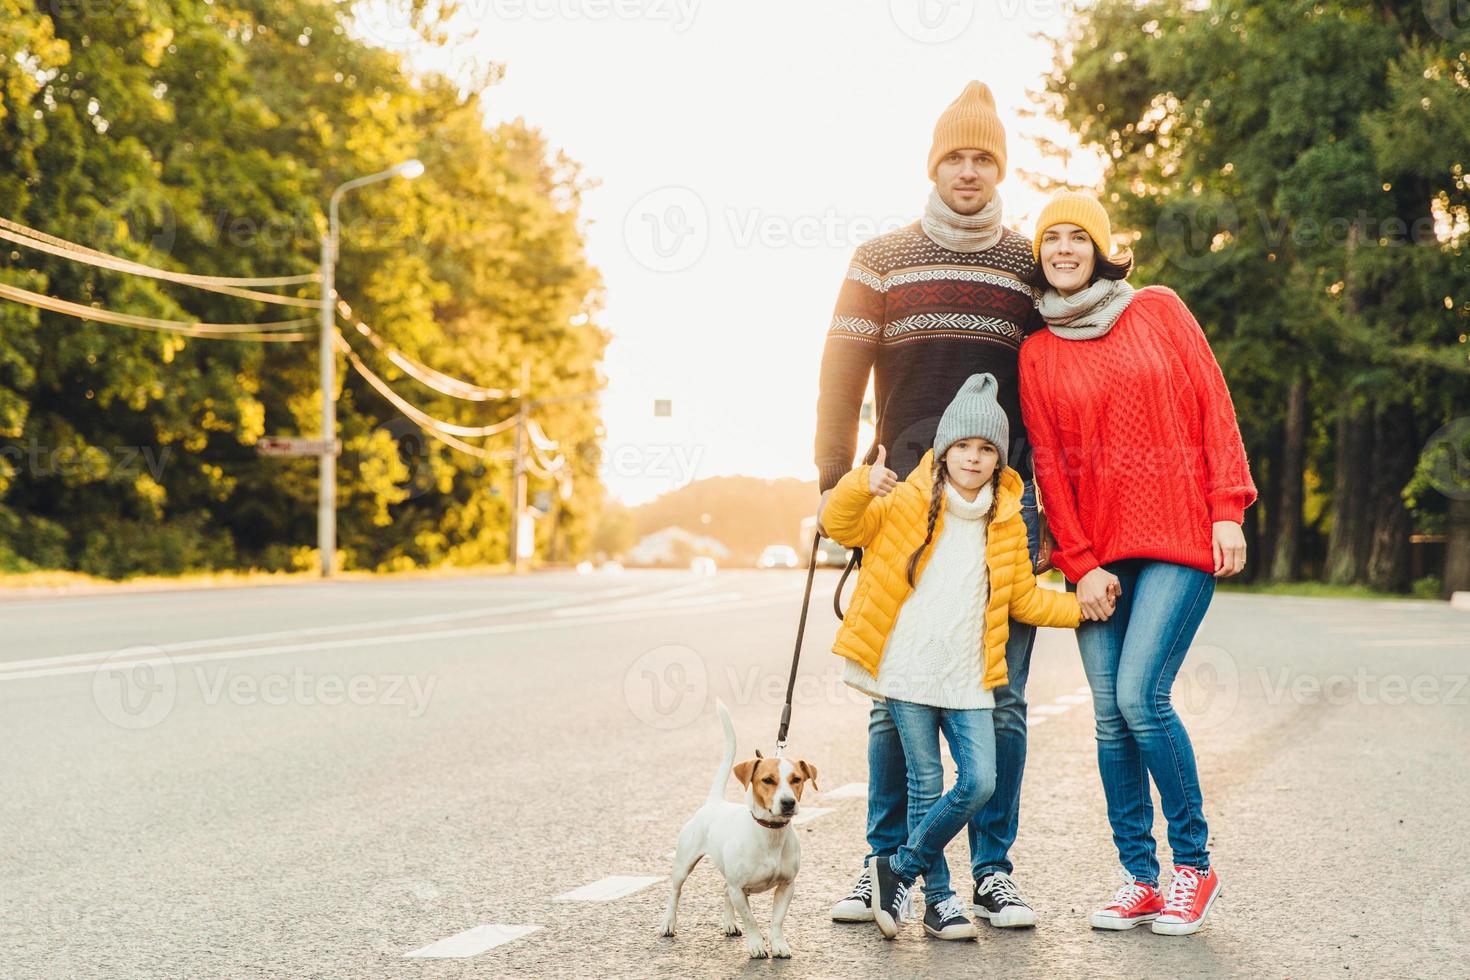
top-left (708, 698), bottom-right (737, 805)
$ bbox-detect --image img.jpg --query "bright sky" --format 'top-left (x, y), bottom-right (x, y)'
top-left (361, 0), bottom-right (1103, 504)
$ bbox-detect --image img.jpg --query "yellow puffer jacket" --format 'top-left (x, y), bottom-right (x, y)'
top-left (825, 449), bottom-right (1081, 690)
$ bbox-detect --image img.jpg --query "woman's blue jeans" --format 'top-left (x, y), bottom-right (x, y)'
top-left (1070, 559), bottom-right (1215, 885)
top-left (884, 700), bottom-right (997, 902)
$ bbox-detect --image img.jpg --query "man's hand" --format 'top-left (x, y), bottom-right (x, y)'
top-left (867, 445), bottom-right (898, 497)
top-left (1034, 524), bottom-right (1056, 575)
top-left (816, 489), bottom-right (833, 536)
top-left (1212, 521), bottom-right (1247, 577)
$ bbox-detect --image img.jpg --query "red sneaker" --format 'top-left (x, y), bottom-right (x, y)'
top-left (1151, 866), bottom-right (1221, 936)
top-left (1089, 875), bottom-right (1164, 930)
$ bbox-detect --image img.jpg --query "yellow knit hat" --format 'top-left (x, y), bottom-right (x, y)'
top-left (1032, 191), bottom-right (1113, 260)
top-left (928, 81), bottom-right (1007, 182)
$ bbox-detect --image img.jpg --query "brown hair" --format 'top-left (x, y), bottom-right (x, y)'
top-left (1025, 244), bottom-right (1134, 294)
top-left (904, 451), bottom-right (1004, 587)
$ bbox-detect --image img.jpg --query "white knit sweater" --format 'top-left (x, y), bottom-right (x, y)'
top-left (844, 480), bottom-right (995, 710)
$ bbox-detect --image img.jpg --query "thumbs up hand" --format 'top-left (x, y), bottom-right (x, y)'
top-left (867, 445), bottom-right (899, 497)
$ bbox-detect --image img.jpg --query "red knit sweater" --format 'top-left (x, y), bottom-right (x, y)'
top-left (1019, 285), bottom-right (1257, 582)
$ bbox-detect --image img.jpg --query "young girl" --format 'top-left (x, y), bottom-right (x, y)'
top-left (1021, 191), bottom-right (1256, 936)
top-left (823, 372), bottom-right (1086, 941)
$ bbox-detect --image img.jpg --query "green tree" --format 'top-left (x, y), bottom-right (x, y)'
top-left (1043, 0), bottom-right (1470, 592)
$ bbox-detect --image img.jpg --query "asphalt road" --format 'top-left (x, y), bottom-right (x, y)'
top-left (3, 570), bottom-right (1467, 979)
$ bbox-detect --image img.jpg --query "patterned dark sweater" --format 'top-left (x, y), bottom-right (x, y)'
top-left (815, 222), bottom-right (1041, 492)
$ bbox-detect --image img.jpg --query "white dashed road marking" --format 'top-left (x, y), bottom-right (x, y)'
top-left (1055, 693), bottom-right (1091, 705)
top-left (554, 875), bottom-right (665, 902)
top-left (790, 807), bottom-right (834, 826)
top-left (405, 924), bottom-right (542, 958)
top-left (825, 782), bottom-right (869, 799)
top-left (1031, 704), bottom-right (1072, 716)
top-left (1075, 685), bottom-right (1093, 695)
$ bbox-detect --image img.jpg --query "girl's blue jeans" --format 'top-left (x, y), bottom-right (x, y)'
top-left (884, 699), bottom-right (997, 901)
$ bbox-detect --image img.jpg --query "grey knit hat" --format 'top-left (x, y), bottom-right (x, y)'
top-left (934, 373), bottom-right (1009, 468)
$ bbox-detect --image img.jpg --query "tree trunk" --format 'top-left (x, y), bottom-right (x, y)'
top-left (1243, 498), bottom-right (1263, 584)
top-left (1325, 398), bottom-right (1373, 584)
top-left (1445, 496), bottom-right (1470, 597)
top-left (1365, 399), bottom-right (1416, 593)
top-left (1258, 436), bottom-right (1280, 585)
top-left (1270, 376), bottom-right (1307, 582)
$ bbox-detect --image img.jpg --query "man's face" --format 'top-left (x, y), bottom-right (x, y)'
top-left (934, 149), bottom-right (1000, 215)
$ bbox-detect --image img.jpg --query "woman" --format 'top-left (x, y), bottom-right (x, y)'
top-left (1018, 191), bottom-right (1256, 937)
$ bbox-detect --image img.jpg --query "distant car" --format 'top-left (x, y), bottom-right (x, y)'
top-left (689, 556), bottom-right (718, 576)
top-left (576, 560), bottom-right (595, 575)
top-left (814, 539), bottom-right (853, 567)
top-left (600, 560), bottom-right (625, 574)
top-left (757, 545), bottom-right (799, 569)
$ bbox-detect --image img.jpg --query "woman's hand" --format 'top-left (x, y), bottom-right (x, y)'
top-left (1213, 521), bottom-right (1247, 577)
top-left (867, 445), bottom-right (898, 497)
top-left (1077, 567), bottom-right (1120, 622)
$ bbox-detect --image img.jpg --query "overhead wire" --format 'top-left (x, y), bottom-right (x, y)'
top-left (336, 298), bottom-right (511, 401)
top-left (0, 281), bottom-right (311, 342)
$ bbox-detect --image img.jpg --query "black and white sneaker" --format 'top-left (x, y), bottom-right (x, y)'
top-left (867, 855), bottom-right (912, 940)
top-left (923, 895), bottom-right (977, 940)
top-left (972, 871), bottom-right (1037, 928)
top-left (830, 866), bottom-right (874, 922)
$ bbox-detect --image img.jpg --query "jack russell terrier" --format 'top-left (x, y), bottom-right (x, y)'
top-left (657, 700), bottom-right (818, 958)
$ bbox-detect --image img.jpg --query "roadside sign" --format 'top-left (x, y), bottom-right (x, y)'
top-left (256, 437), bottom-right (341, 457)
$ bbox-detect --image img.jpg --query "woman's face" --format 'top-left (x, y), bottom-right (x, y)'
top-left (944, 438), bottom-right (999, 492)
top-left (1038, 223), bottom-right (1096, 295)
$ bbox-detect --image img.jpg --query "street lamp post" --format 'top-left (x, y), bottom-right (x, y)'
top-left (319, 159), bottom-right (424, 577)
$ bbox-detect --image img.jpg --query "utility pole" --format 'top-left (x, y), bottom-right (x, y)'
top-left (317, 159), bottom-right (423, 578)
top-left (506, 375), bottom-right (603, 575)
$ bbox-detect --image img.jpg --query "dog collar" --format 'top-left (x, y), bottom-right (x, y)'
top-left (752, 815), bottom-right (791, 829)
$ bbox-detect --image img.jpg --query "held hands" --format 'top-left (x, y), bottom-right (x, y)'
top-left (1213, 521), bottom-right (1247, 577)
top-left (867, 445), bottom-right (898, 497)
top-left (1077, 567), bottom-right (1121, 622)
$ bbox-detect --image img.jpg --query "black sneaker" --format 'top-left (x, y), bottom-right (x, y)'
top-left (923, 895), bottom-right (977, 940)
top-left (972, 871), bottom-right (1037, 928)
top-left (830, 866), bottom-right (874, 922)
top-left (867, 855), bottom-right (912, 940)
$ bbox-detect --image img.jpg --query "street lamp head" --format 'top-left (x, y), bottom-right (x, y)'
top-left (395, 159), bottom-right (426, 180)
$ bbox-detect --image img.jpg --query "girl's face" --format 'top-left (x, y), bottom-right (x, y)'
top-left (944, 438), bottom-right (999, 492)
top-left (1038, 222), bottom-right (1096, 295)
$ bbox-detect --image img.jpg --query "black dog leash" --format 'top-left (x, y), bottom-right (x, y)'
top-left (774, 527), bottom-right (822, 758)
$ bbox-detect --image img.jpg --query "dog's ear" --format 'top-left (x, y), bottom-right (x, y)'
top-left (797, 760), bottom-right (819, 791)
top-left (732, 758), bottom-right (759, 788)
top-left (754, 749), bottom-right (764, 759)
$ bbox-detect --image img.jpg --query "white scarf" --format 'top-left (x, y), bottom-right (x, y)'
top-left (921, 187), bottom-right (1004, 253)
top-left (1036, 278), bottom-right (1136, 340)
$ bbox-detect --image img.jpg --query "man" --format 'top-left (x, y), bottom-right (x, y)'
top-left (815, 80), bottom-right (1050, 936)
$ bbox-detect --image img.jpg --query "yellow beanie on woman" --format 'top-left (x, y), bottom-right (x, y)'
top-left (928, 81), bottom-right (1007, 181)
top-left (1032, 191), bottom-right (1113, 260)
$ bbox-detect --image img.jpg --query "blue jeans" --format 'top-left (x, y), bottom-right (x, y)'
top-left (863, 481), bottom-right (1039, 897)
top-left (1070, 559), bottom-right (1215, 885)
top-left (885, 700), bottom-right (997, 900)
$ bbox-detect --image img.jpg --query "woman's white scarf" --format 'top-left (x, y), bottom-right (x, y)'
top-left (921, 186), bottom-right (1004, 253)
top-left (1036, 277), bottom-right (1136, 340)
